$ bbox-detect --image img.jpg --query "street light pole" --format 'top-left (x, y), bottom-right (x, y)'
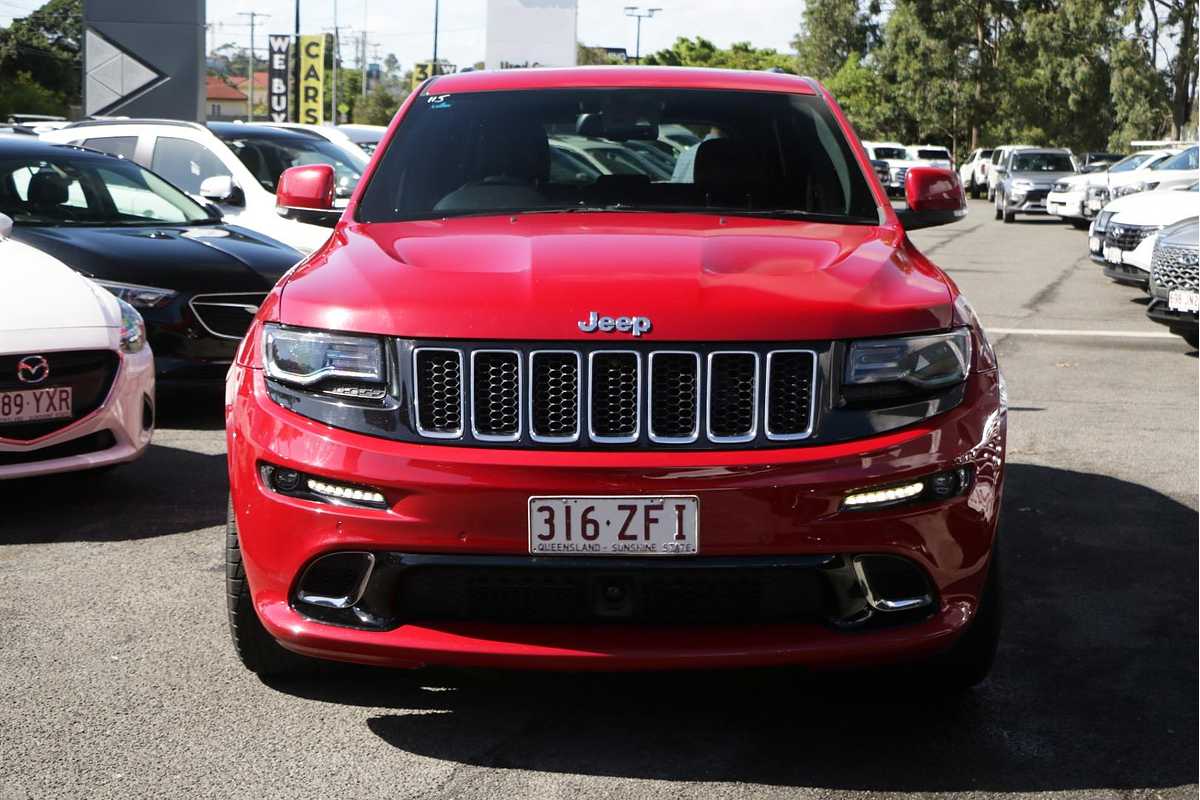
top-left (331, 0), bottom-right (339, 124)
top-left (623, 6), bottom-right (662, 62)
top-left (293, 0), bottom-right (301, 122)
top-left (432, 0), bottom-right (440, 75)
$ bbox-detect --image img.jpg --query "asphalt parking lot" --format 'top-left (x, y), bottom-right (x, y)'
top-left (1, 199), bottom-right (1196, 800)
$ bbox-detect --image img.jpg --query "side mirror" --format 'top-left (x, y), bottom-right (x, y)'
top-left (199, 174), bottom-right (243, 206)
top-left (897, 166), bottom-right (966, 230)
top-left (276, 164), bottom-right (339, 228)
top-left (0, 213), bottom-right (12, 238)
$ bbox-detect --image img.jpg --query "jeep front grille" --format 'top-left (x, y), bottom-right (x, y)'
top-left (410, 343), bottom-right (818, 449)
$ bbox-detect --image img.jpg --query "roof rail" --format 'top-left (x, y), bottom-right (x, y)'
top-left (62, 118), bottom-right (208, 131)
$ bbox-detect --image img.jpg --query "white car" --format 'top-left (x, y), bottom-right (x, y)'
top-left (861, 141), bottom-right (910, 196)
top-left (1088, 182), bottom-right (1200, 287)
top-left (1093, 149), bottom-right (1181, 209)
top-left (1047, 150), bottom-right (1173, 225)
top-left (907, 144), bottom-right (952, 168)
top-left (0, 213), bottom-right (154, 479)
top-left (258, 122), bottom-right (368, 156)
top-left (1117, 145), bottom-right (1199, 196)
top-left (41, 120), bottom-right (368, 253)
top-left (958, 147), bottom-right (994, 198)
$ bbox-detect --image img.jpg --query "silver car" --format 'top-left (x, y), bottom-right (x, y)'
top-left (994, 148), bottom-right (1077, 223)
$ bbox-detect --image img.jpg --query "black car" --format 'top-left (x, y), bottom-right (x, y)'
top-left (0, 138), bottom-right (300, 386)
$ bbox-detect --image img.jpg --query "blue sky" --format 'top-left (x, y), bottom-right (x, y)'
top-left (1, 0), bottom-right (804, 72)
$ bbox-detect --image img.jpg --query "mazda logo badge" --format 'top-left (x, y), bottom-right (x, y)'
top-left (16, 355), bottom-right (49, 385)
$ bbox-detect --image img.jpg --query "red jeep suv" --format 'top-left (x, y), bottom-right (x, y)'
top-left (225, 67), bottom-right (1006, 686)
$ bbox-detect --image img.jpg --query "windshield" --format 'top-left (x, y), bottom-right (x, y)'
top-left (873, 146), bottom-right (906, 160)
top-left (1109, 153), bottom-right (1151, 172)
top-left (215, 130), bottom-right (368, 197)
top-left (1154, 146), bottom-right (1198, 171)
top-left (357, 88), bottom-right (879, 224)
top-left (0, 154), bottom-right (213, 226)
top-left (1010, 152), bottom-right (1074, 172)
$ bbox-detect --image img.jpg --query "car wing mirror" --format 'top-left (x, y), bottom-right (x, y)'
top-left (276, 164), bottom-right (340, 228)
top-left (0, 213), bottom-right (12, 239)
top-left (199, 174), bottom-right (244, 206)
top-left (897, 166), bottom-right (967, 231)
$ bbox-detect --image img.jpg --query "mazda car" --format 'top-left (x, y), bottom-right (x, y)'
top-left (0, 138), bottom-right (301, 388)
top-left (225, 68), bottom-right (1006, 687)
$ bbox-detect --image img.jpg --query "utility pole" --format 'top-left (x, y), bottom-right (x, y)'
top-left (432, 0), bottom-right (439, 75)
top-left (237, 12), bottom-right (269, 121)
top-left (293, 0), bottom-right (301, 122)
top-left (622, 6), bottom-right (662, 62)
top-left (362, 0), bottom-right (369, 98)
top-left (331, 0), bottom-right (339, 124)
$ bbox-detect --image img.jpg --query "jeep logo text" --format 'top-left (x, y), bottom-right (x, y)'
top-left (577, 311), bottom-right (652, 336)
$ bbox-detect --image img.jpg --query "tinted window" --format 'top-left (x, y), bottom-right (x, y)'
top-left (1010, 152), bottom-right (1074, 172)
top-left (215, 129), bottom-right (367, 196)
top-left (82, 136), bottom-right (138, 161)
top-left (1155, 146), bottom-right (1198, 171)
top-left (917, 149), bottom-right (950, 160)
top-left (979, 149), bottom-right (993, 159)
top-left (151, 136), bottom-right (231, 194)
top-left (991, 150), bottom-right (1005, 164)
top-left (873, 147), bottom-right (906, 160)
top-left (1109, 153), bottom-right (1151, 172)
top-left (358, 88), bottom-right (879, 223)
top-left (0, 154), bottom-right (211, 225)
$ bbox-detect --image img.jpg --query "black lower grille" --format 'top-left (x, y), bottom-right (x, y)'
top-left (0, 350), bottom-right (119, 441)
top-left (589, 352), bottom-right (638, 440)
top-left (397, 563), bottom-right (831, 625)
top-left (414, 349), bottom-right (463, 436)
top-left (0, 430), bottom-right (116, 467)
top-left (531, 352), bottom-right (580, 440)
top-left (708, 352), bottom-right (757, 440)
top-left (1021, 189), bottom-right (1049, 204)
top-left (189, 293), bottom-right (266, 339)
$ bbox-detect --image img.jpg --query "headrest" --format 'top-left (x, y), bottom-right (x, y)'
top-left (693, 138), bottom-right (766, 187)
top-left (28, 171), bottom-right (70, 206)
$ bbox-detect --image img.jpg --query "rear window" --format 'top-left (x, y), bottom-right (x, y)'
top-left (872, 146), bottom-right (906, 160)
top-left (979, 149), bottom-right (993, 159)
top-left (916, 149), bottom-right (950, 160)
top-left (357, 88), bottom-right (879, 224)
top-left (1154, 146), bottom-right (1198, 171)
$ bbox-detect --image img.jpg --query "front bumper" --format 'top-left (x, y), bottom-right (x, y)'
top-left (0, 346), bottom-right (154, 479)
top-left (1099, 237), bottom-right (1155, 286)
top-left (1046, 191), bottom-right (1084, 218)
top-left (227, 365), bottom-right (1007, 670)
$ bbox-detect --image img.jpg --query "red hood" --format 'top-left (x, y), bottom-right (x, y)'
top-left (278, 213), bottom-right (954, 341)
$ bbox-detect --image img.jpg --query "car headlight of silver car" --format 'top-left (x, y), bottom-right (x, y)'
top-left (843, 330), bottom-right (972, 405)
top-left (117, 298), bottom-right (147, 353)
top-left (94, 279), bottom-right (177, 309)
top-left (262, 324), bottom-right (384, 387)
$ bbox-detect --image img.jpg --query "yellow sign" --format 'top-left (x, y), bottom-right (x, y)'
top-left (411, 61), bottom-right (431, 90)
top-left (298, 35), bottom-right (325, 124)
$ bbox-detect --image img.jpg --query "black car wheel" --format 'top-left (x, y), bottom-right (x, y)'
top-left (994, 194), bottom-right (1003, 220)
top-left (226, 496), bottom-right (312, 677)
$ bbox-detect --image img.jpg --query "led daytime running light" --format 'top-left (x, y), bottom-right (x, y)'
top-left (843, 481), bottom-right (925, 507)
top-left (306, 478), bottom-right (385, 506)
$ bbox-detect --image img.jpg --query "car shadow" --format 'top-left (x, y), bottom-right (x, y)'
top-left (156, 385), bottom-right (226, 431)
top-left (265, 463), bottom-right (1197, 792)
top-left (0, 442), bottom-right (227, 543)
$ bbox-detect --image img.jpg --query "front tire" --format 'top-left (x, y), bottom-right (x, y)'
top-left (226, 496), bottom-right (310, 677)
top-left (928, 551), bottom-right (1002, 690)
top-left (1003, 208), bottom-right (1015, 223)
top-left (994, 194), bottom-right (1003, 220)
top-left (1071, 218), bottom-right (1090, 230)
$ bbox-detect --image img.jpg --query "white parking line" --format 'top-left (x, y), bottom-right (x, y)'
top-left (989, 327), bottom-right (1177, 339)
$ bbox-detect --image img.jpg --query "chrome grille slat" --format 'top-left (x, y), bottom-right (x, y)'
top-left (409, 344), bottom-right (819, 448)
top-left (471, 350), bottom-right (521, 441)
top-left (413, 348), bottom-right (464, 438)
top-left (1151, 244), bottom-right (1199, 292)
top-left (588, 351), bottom-right (641, 443)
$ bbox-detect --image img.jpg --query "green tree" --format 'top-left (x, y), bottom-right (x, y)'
top-left (792, 0), bottom-right (878, 80)
top-left (1107, 37), bottom-right (1171, 148)
top-left (577, 42), bottom-right (626, 65)
top-left (824, 55), bottom-right (897, 141)
top-left (355, 83), bottom-right (403, 126)
top-left (641, 37), bottom-right (795, 72)
top-left (0, 70), bottom-right (65, 119)
top-left (0, 0), bottom-right (82, 115)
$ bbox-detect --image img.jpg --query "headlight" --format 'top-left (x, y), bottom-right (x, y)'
top-left (117, 298), bottom-right (147, 353)
top-left (262, 324), bottom-right (384, 387)
top-left (845, 330), bottom-right (972, 393)
top-left (1095, 210), bottom-right (1114, 233)
top-left (1113, 181), bottom-right (1146, 198)
top-left (94, 279), bottom-right (176, 309)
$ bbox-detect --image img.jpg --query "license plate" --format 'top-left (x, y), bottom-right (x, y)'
top-left (1104, 245), bottom-right (1123, 264)
top-left (0, 386), bottom-right (72, 424)
top-left (1169, 290), bottom-right (1200, 313)
top-left (529, 495), bottom-right (699, 556)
